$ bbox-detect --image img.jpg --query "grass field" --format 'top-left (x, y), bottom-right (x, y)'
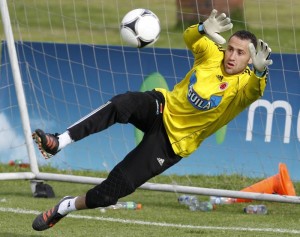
top-left (1, 166), bottom-right (300, 236)
top-left (1, 0), bottom-right (300, 236)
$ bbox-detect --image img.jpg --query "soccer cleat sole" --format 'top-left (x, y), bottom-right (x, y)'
top-left (32, 131), bottom-right (56, 159)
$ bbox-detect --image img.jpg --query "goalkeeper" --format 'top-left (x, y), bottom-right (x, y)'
top-left (32, 9), bottom-right (272, 231)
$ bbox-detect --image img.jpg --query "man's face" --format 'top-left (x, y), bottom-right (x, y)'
top-left (224, 36), bottom-right (252, 75)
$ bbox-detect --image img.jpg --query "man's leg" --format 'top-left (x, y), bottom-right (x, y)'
top-left (33, 91), bottom-right (161, 159)
top-left (32, 106), bottom-right (181, 231)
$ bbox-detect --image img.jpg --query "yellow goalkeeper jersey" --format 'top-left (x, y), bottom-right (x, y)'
top-left (156, 24), bottom-right (267, 157)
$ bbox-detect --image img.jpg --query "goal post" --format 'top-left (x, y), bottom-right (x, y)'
top-left (0, 0), bottom-right (300, 205)
top-left (0, 0), bottom-right (39, 177)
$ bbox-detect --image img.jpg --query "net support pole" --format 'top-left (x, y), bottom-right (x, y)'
top-left (35, 172), bottom-right (300, 204)
top-left (0, 0), bottom-right (39, 175)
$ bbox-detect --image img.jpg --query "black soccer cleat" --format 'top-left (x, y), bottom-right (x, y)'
top-left (32, 196), bottom-right (74, 231)
top-left (32, 129), bottom-right (60, 159)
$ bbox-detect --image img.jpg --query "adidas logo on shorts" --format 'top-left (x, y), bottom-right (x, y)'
top-left (157, 157), bottom-right (165, 166)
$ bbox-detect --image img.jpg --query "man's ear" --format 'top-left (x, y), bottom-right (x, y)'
top-left (248, 57), bottom-right (253, 64)
top-left (248, 42), bottom-right (254, 65)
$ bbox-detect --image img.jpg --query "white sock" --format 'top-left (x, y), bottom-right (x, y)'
top-left (58, 131), bottom-right (73, 150)
top-left (57, 197), bottom-right (77, 215)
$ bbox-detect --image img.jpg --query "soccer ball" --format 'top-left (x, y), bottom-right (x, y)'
top-left (120, 9), bottom-right (160, 48)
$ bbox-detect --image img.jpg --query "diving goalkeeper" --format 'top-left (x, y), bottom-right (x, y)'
top-left (31, 9), bottom-right (272, 231)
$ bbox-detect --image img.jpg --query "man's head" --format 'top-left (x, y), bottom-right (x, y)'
top-left (223, 30), bottom-right (257, 75)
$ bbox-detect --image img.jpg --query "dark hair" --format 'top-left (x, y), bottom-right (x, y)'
top-left (229, 30), bottom-right (257, 48)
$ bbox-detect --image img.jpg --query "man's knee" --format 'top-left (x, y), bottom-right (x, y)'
top-left (85, 188), bottom-right (118, 208)
top-left (85, 167), bottom-right (135, 208)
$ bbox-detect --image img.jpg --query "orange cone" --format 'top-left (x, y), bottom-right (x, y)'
top-left (235, 163), bottom-right (296, 203)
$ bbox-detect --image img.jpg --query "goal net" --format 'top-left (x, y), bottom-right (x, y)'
top-left (0, 0), bottom-right (300, 202)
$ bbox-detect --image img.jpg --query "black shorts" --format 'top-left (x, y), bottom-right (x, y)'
top-left (68, 90), bottom-right (182, 191)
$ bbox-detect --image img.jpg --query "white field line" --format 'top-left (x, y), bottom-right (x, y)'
top-left (1, 207), bottom-right (300, 234)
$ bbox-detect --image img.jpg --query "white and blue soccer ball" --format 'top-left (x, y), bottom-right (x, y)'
top-left (120, 9), bottom-right (160, 48)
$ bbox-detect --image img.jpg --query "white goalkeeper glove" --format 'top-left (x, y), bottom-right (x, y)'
top-left (201, 9), bottom-right (233, 45)
top-left (249, 39), bottom-right (273, 76)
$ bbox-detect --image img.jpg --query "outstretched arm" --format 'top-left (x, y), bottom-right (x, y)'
top-left (242, 40), bottom-right (273, 103)
top-left (184, 9), bottom-right (233, 64)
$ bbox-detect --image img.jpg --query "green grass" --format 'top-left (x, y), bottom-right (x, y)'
top-left (1, 165), bottom-right (300, 236)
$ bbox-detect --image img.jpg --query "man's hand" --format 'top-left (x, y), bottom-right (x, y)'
top-left (202, 9), bottom-right (233, 45)
top-left (249, 39), bottom-right (273, 75)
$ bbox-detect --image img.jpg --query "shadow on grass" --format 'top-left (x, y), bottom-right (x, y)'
top-left (0, 233), bottom-right (43, 237)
